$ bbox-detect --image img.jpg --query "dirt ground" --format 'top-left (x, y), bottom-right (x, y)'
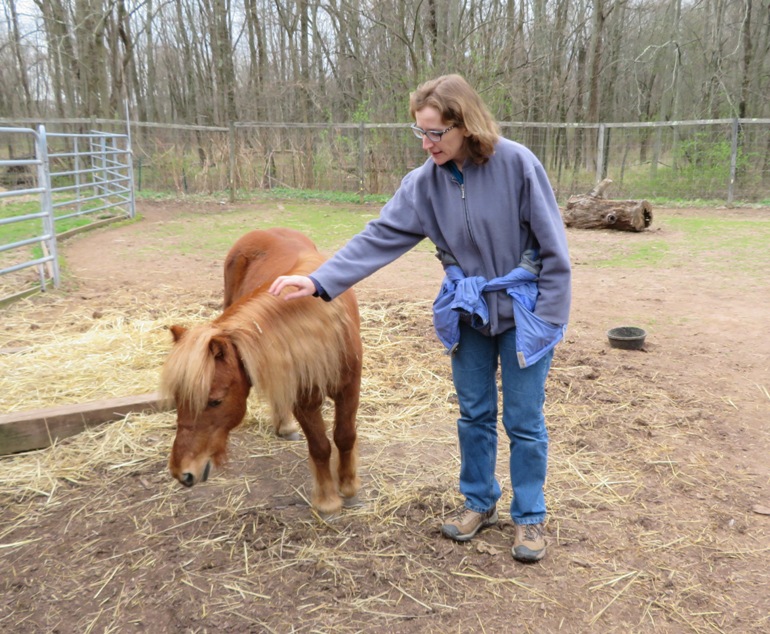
top-left (1, 199), bottom-right (769, 633)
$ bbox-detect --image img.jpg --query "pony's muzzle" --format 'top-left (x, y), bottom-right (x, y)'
top-left (178, 461), bottom-right (211, 487)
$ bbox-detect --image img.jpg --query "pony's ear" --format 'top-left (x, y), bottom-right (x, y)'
top-left (209, 335), bottom-right (228, 360)
top-left (169, 325), bottom-right (187, 343)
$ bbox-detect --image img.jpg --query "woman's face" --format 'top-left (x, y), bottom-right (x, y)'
top-left (414, 106), bottom-right (468, 168)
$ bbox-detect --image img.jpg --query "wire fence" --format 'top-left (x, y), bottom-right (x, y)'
top-left (3, 117), bottom-right (770, 205)
top-left (2, 116), bottom-right (766, 305)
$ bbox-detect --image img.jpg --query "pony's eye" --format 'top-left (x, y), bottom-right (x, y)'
top-left (208, 399), bottom-right (223, 408)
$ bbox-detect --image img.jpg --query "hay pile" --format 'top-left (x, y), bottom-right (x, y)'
top-left (0, 288), bottom-right (766, 632)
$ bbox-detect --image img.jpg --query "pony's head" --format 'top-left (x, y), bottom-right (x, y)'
top-left (161, 324), bottom-right (251, 487)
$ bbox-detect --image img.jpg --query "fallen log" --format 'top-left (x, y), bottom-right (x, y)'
top-left (563, 179), bottom-right (653, 232)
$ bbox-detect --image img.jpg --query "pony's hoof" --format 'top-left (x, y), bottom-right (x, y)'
top-left (317, 510), bottom-right (341, 522)
top-left (278, 431), bottom-right (302, 441)
top-left (343, 494), bottom-right (364, 509)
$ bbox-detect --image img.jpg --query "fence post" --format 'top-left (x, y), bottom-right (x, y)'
top-left (229, 122), bottom-right (236, 203)
top-left (74, 136), bottom-right (82, 214)
top-left (96, 134), bottom-right (108, 198)
top-left (35, 125), bottom-right (60, 288)
top-left (358, 122), bottom-right (365, 203)
top-left (125, 109), bottom-right (136, 218)
top-left (728, 118), bottom-right (739, 205)
top-left (595, 124), bottom-right (605, 184)
top-left (651, 125), bottom-right (662, 179)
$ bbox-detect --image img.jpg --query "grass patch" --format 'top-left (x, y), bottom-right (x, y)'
top-left (645, 197), bottom-right (729, 208)
top-left (1, 197), bottom-right (126, 245)
top-left (246, 187), bottom-right (392, 205)
top-left (130, 189), bottom-right (770, 272)
top-left (590, 213), bottom-right (770, 272)
top-left (595, 240), bottom-right (671, 268)
top-left (0, 199), bottom-right (44, 244)
top-left (132, 194), bottom-right (443, 265)
top-left (134, 201), bottom-right (381, 262)
top-left (665, 215), bottom-right (770, 272)
top-left (136, 188), bottom-right (392, 206)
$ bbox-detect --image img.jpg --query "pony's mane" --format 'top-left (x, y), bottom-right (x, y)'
top-left (161, 250), bottom-right (359, 417)
top-left (222, 263), bottom-right (357, 415)
top-left (160, 324), bottom-right (221, 416)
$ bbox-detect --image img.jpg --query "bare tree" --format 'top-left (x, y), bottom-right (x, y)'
top-left (244, 0), bottom-right (269, 119)
top-left (2, 0), bottom-right (769, 125)
top-left (33, 0), bottom-right (77, 117)
top-left (4, 0), bottom-right (33, 116)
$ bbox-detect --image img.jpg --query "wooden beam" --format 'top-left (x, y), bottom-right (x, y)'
top-left (0, 392), bottom-right (172, 456)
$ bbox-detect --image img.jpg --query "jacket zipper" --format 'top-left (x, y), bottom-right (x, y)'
top-left (446, 164), bottom-right (482, 259)
top-left (456, 180), bottom-right (480, 256)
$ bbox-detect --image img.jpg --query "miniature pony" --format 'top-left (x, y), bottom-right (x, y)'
top-left (161, 228), bottom-right (362, 515)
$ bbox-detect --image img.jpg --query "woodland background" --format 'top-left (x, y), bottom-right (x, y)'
top-left (1, 1), bottom-right (770, 203)
top-left (1, 0), bottom-right (768, 127)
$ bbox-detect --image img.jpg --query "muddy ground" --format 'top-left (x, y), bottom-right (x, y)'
top-left (1, 199), bottom-right (768, 633)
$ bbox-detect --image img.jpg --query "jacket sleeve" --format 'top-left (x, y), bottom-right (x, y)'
top-left (521, 158), bottom-right (572, 325)
top-left (310, 172), bottom-right (427, 299)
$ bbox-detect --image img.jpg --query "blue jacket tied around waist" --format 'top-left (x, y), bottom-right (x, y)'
top-left (433, 251), bottom-right (566, 368)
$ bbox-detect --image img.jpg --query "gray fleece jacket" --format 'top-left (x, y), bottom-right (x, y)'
top-left (311, 136), bottom-right (571, 335)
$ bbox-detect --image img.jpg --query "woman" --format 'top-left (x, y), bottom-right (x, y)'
top-left (269, 74), bottom-right (571, 563)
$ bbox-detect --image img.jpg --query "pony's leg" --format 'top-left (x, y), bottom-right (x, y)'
top-left (271, 402), bottom-right (301, 440)
top-left (332, 377), bottom-right (362, 503)
top-left (293, 391), bottom-right (341, 515)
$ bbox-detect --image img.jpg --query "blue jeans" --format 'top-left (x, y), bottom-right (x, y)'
top-left (451, 322), bottom-right (553, 525)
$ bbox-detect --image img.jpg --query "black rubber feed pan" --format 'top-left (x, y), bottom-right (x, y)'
top-left (607, 326), bottom-right (647, 350)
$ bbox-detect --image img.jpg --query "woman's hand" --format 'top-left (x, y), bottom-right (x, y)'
top-left (268, 275), bottom-right (316, 301)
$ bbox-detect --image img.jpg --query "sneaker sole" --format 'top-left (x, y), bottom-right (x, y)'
top-left (441, 510), bottom-right (499, 542)
top-left (512, 544), bottom-right (546, 562)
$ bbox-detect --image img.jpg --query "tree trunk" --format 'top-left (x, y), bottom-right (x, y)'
top-left (8, 0), bottom-right (33, 116)
top-left (34, 0), bottom-right (77, 117)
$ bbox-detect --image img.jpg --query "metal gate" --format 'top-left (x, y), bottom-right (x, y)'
top-left (0, 125), bottom-right (135, 305)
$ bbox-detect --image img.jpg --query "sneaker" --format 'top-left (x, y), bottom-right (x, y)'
top-left (441, 506), bottom-right (498, 542)
top-left (512, 522), bottom-right (546, 562)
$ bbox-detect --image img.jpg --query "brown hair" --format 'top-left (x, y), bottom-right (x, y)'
top-left (409, 74), bottom-right (500, 164)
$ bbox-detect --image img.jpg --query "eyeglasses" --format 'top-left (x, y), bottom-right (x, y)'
top-left (410, 123), bottom-right (456, 142)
